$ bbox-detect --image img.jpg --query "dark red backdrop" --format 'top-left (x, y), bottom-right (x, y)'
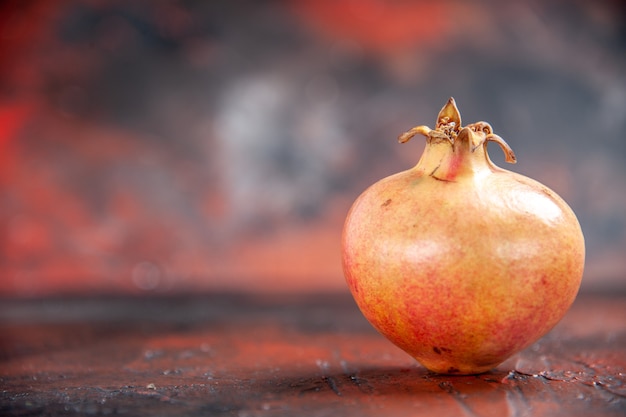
top-left (1, 0), bottom-right (625, 296)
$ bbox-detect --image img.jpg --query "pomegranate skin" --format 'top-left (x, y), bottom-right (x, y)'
top-left (341, 98), bottom-right (585, 375)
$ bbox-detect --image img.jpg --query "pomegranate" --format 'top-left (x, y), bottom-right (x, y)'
top-left (342, 98), bottom-right (585, 375)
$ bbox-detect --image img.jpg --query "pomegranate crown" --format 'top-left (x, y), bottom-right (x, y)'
top-left (398, 97), bottom-right (517, 164)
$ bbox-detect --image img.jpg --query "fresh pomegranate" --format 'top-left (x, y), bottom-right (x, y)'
top-left (342, 98), bottom-right (585, 375)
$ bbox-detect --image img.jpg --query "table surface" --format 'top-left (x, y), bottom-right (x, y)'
top-left (1, 291), bottom-right (625, 417)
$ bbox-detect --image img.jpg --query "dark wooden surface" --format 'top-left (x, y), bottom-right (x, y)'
top-left (1, 292), bottom-right (625, 416)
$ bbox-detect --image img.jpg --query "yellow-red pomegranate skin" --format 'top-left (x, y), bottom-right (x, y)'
top-left (341, 98), bottom-right (585, 375)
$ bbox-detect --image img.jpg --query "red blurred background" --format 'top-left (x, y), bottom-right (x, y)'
top-left (1, 0), bottom-right (625, 297)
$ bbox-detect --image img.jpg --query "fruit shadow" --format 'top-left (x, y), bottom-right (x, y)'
top-left (270, 363), bottom-right (523, 399)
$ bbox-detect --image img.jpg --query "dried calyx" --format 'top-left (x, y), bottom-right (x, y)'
top-left (398, 97), bottom-right (517, 164)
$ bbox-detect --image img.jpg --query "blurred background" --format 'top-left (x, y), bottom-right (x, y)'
top-left (0, 0), bottom-right (624, 297)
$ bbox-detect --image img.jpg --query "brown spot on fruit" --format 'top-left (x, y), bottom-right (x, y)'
top-left (381, 199), bottom-right (392, 207)
top-left (433, 346), bottom-right (451, 355)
